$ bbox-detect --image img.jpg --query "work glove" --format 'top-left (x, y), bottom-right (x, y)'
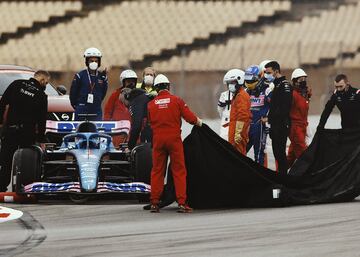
top-left (196, 117), bottom-right (203, 127)
top-left (99, 68), bottom-right (107, 80)
top-left (119, 88), bottom-right (131, 106)
top-left (234, 121), bottom-right (244, 144)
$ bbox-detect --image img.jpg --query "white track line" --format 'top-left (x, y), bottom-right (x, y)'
top-left (0, 206), bottom-right (23, 223)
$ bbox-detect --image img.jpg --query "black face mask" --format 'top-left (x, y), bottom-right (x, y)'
top-left (125, 82), bottom-right (136, 89)
top-left (298, 80), bottom-right (307, 89)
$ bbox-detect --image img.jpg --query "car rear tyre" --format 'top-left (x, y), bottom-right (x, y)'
top-left (12, 147), bottom-right (41, 193)
top-left (133, 143), bottom-right (152, 202)
top-left (133, 143), bottom-right (152, 184)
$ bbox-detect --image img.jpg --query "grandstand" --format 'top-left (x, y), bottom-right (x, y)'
top-left (0, 0), bottom-right (360, 117)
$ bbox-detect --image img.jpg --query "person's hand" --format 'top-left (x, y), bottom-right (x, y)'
top-left (234, 133), bottom-right (242, 144)
top-left (196, 117), bottom-right (203, 127)
top-left (99, 68), bottom-right (107, 79)
top-left (260, 116), bottom-right (268, 123)
top-left (39, 143), bottom-right (46, 151)
top-left (234, 121), bottom-right (244, 144)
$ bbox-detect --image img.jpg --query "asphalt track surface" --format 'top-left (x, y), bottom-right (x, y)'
top-left (1, 197), bottom-right (360, 257)
top-left (2, 114), bottom-right (359, 257)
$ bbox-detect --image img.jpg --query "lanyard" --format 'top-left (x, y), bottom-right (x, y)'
top-left (87, 69), bottom-right (97, 93)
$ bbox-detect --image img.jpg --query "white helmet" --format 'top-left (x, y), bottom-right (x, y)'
top-left (223, 69), bottom-right (245, 85)
top-left (259, 60), bottom-right (272, 73)
top-left (291, 68), bottom-right (307, 80)
top-left (120, 69), bottom-right (137, 87)
top-left (84, 47), bottom-right (102, 58)
top-left (154, 74), bottom-right (170, 86)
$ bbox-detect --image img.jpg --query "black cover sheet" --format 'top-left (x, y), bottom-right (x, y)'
top-left (184, 124), bottom-right (360, 208)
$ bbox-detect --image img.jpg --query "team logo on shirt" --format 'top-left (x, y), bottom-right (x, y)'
top-left (250, 95), bottom-right (265, 107)
top-left (155, 98), bottom-right (170, 109)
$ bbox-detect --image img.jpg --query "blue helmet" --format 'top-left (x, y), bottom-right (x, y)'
top-left (244, 65), bottom-right (260, 82)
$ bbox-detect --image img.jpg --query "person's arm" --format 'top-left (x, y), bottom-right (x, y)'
top-left (101, 77), bottom-right (108, 101)
top-left (128, 96), bottom-right (147, 149)
top-left (0, 82), bottom-right (15, 124)
top-left (69, 73), bottom-right (81, 108)
top-left (279, 81), bottom-right (293, 125)
top-left (217, 92), bottom-right (226, 117)
top-left (103, 92), bottom-right (116, 121)
top-left (178, 97), bottom-right (200, 125)
top-left (233, 91), bottom-right (250, 143)
top-left (318, 94), bottom-right (336, 129)
top-left (36, 95), bottom-right (48, 143)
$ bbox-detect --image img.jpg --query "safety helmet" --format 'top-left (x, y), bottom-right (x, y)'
top-left (153, 74), bottom-right (170, 91)
top-left (223, 69), bottom-right (245, 85)
top-left (259, 60), bottom-right (272, 73)
top-left (120, 69), bottom-right (138, 88)
top-left (84, 47), bottom-right (102, 58)
top-left (291, 68), bottom-right (307, 80)
top-left (244, 65), bottom-right (260, 82)
top-left (244, 65), bottom-right (261, 90)
top-left (120, 69), bottom-right (137, 84)
top-left (154, 74), bottom-right (170, 86)
top-left (84, 47), bottom-right (102, 67)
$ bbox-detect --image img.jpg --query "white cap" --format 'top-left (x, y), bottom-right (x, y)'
top-left (120, 69), bottom-right (137, 85)
top-left (154, 74), bottom-right (170, 86)
top-left (84, 47), bottom-right (102, 58)
top-left (223, 69), bottom-right (245, 85)
top-left (291, 68), bottom-right (307, 80)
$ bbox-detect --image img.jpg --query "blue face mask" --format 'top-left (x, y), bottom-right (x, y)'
top-left (264, 73), bottom-right (275, 82)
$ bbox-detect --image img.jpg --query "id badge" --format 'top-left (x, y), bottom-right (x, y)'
top-left (87, 93), bottom-right (94, 104)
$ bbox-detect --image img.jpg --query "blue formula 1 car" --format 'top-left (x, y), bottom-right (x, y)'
top-left (11, 121), bottom-right (151, 203)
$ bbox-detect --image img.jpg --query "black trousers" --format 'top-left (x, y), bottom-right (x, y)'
top-left (0, 128), bottom-right (35, 192)
top-left (270, 124), bottom-right (289, 175)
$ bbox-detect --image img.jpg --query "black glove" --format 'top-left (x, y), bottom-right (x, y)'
top-left (225, 100), bottom-right (232, 105)
top-left (99, 68), bottom-right (107, 80)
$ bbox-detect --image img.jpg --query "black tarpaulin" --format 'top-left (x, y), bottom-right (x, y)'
top-left (184, 124), bottom-right (360, 208)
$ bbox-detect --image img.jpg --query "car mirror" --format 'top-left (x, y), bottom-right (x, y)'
top-left (56, 85), bottom-right (67, 95)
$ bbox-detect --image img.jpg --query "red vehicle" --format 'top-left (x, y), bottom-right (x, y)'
top-left (0, 65), bottom-right (74, 143)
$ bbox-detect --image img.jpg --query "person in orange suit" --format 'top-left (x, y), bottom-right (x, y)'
top-left (147, 74), bottom-right (202, 213)
top-left (287, 68), bottom-right (311, 167)
top-left (225, 69), bottom-right (252, 155)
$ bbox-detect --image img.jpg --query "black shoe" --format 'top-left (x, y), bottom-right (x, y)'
top-left (143, 204), bottom-right (151, 210)
top-left (143, 200), bottom-right (174, 210)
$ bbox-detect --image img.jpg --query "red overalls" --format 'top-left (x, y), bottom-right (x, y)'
top-left (104, 89), bottom-right (131, 146)
top-left (287, 89), bottom-right (310, 167)
top-left (147, 90), bottom-right (198, 205)
top-left (228, 88), bottom-right (252, 154)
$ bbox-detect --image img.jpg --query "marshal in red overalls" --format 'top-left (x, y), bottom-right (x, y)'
top-left (148, 89), bottom-right (200, 207)
top-left (288, 89), bottom-right (310, 167)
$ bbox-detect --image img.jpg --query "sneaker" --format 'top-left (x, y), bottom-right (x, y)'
top-left (177, 204), bottom-right (193, 213)
top-left (150, 204), bottom-right (160, 213)
top-left (143, 200), bottom-right (175, 210)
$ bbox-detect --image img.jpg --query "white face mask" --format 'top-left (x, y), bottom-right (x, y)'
top-left (228, 83), bottom-right (237, 93)
top-left (144, 75), bottom-right (154, 86)
top-left (89, 61), bottom-right (98, 71)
